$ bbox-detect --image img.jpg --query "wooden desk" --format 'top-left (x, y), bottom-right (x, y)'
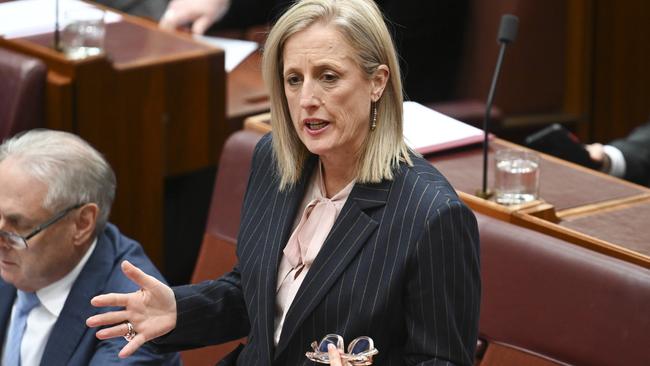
top-left (243, 116), bottom-right (650, 268)
top-left (0, 13), bottom-right (226, 266)
top-left (227, 50), bottom-right (269, 127)
top-left (428, 139), bottom-right (650, 268)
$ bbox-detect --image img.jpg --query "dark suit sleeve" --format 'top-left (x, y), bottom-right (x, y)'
top-left (151, 267), bottom-right (250, 352)
top-left (91, 339), bottom-right (180, 365)
top-left (212, 0), bottom-right (294, 30)
top-left (403, 199), bottom-right (481, 366)
top-left (610, 121), bottom-right (650, 186)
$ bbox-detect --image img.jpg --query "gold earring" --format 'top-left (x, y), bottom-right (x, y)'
top-left (370, 102), bottom-right (377, 131)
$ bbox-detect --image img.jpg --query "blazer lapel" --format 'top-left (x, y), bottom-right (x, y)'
top-left (0, 281), bottom-right (16, 347)
top-left (258, 155), bottom-right (317, 363)
top-left (274, 178), bottom-right (391, 357)
top-left (40, 236), bottom-right (114, 366)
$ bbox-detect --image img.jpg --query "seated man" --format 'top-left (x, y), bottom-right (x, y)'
top-left (0, 130), bottom-right (180, 365)
top-left (586, 121), bottom-right (650, 187)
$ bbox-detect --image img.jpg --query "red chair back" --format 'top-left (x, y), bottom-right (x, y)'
top-left (0, 48), bottom-right (46, 140)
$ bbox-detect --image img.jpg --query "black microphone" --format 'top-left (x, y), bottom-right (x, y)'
top-left (477, 14), bottom-right (519, 199)
top-left (54, 0), bottom-right (61, 51)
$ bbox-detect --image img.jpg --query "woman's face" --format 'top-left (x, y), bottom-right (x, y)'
top-left (282, 23), bottom-right (388, 164)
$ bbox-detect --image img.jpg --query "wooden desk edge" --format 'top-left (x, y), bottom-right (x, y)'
top-left (512, 211), bottom-right (650, 269)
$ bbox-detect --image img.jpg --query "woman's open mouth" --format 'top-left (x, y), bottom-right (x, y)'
top-left (305, 119), bottom-right (329, 131)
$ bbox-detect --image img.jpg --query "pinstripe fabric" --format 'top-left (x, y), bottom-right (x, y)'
top-left (157, 134), bottom-right (480, 366)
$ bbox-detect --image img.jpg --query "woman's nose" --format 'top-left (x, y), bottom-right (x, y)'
top-left (299, 80), bottom-right (321, 109)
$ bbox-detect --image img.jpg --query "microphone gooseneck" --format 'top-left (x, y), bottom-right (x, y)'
top-left (479, 14), bottom-right (519, 199)
top-left (54, 0), bottom-right (61, 51)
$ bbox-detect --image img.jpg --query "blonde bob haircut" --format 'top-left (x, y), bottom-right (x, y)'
top-left (262, 0), bottom-right (413, 190)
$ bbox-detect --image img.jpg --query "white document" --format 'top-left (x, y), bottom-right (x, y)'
top-left (0, 0), bottom-right (122, 39)
top-left (403, 101), bottom-right (485, 154)
top-left (193, 35), bottom-right (259, 72)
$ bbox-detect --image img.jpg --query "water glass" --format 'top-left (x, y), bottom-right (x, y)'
top-left (60, 7), bottom-right (105, 59)
top-left (494, 149), bottom-right (540, 205)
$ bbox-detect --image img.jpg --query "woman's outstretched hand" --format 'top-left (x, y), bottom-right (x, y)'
top-left (86, 260), bottom-right (177, 358)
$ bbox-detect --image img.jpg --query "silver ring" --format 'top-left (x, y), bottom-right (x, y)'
top-left (124, 321), bottom-right (136, 341)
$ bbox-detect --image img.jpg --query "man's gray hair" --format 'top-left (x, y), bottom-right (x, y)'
top-left (0, 129), bottom-right (116, 234)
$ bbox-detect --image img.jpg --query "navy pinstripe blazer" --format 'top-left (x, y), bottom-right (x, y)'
top-left (156, 134), bottom-right (480, 365)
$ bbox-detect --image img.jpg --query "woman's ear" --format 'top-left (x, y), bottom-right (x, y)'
top-left (73, 203), bottom-right (99, 246)
top-left (371, 64), bottom-right (390, 101)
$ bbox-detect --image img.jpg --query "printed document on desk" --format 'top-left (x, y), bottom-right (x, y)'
top-left (403, 101), bottom-right (485, 154)
top-left (193, 35), bottom-right (258, 72)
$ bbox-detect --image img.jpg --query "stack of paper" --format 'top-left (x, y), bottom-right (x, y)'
top-left (193, 35), bottom-right (258, 72)
top-left (403, 101), bottom-right (485, 154)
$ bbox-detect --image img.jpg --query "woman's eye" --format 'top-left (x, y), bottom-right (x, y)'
top-left (286, 75), bottom-right (301, 85)
top-left (321, 73), bottom-right (338, 83)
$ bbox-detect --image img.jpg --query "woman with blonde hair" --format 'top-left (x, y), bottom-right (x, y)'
top-left (87, 1), bottom-right (480, 364)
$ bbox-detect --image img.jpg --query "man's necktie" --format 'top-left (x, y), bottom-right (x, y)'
top-left (2, 291), bottom-right (40, 366)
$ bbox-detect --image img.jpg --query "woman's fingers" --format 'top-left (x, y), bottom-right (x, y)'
top-left (90, 292), bottom-right (130, 307)
top-left (86, 309), bottom-right (128, 328)
top-left (119, 333), bottom-right (148, 359)
top-left (328, 344), bottom-right (344, 366)
top-left (94, 322), bottom-right (130, 340)
top-left (121, 260), bottom-right (163, 290)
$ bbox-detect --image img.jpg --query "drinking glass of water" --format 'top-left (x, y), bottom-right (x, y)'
top-left (60, 7), bottom-right (105, 60)
top-left (494, 149), bottom-right (540, 205)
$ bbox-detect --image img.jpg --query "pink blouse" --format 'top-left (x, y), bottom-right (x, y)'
top-left (273, 162), bottom-right (355, 345)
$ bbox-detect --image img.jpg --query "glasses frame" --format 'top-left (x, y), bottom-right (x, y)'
top-left (306, 334), bottom-right (378, 365)
top-left (0, 203), bottom-right (84, 250)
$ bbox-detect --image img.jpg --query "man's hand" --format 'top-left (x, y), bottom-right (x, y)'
top-left (159, 0), bottom-right (232, 34)
top-left (586, 143), bottom-right (611, 171)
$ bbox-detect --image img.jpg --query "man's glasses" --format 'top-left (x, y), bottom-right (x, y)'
top-left (305, 334), bottom-right (378, 365)
top-left (0, 203), bottom-right (84, 250)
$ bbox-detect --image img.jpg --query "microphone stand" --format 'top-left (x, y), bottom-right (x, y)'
top-left (477, 44), bottom-right (507, 199)
top-left (54, 0), bottom-right (62, 52)
top-left (476, 14), bottom-right (518, 199)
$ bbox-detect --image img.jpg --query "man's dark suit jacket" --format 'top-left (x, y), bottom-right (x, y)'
top-left (95, 0), bottom-right (169, 19)
top-left (0, 224), bottom-right (181, 366)
top-left (154, 134), bottom-right (481, 365)
top-left (610, 121), bottom-right (650, 187)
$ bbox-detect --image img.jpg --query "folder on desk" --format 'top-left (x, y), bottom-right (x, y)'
top-left (403, 101), bottom-right (486, 154)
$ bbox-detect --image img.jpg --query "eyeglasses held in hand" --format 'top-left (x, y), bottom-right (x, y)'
top-left (0, 203), bottom-right (85, 250)
top-left (305, 334), bottom-right (378, 365)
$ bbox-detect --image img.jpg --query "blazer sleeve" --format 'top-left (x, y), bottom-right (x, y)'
top-left (212, 0), bottom-right (293, 30)
top-left (151, 135), bottom-right (272, 352)
top-left (403, 199), bottom-right (481, 366)
top-left (151, 267), bottom-right (250, 352)
top-left (610, 121), bottom-right (650, 186)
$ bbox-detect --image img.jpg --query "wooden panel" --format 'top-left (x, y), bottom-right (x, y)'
top-left (457, 0), bottom-right (568, 118)
top-left (564, 0), bottom-right (594, 141)
top-left (227, 51), bottom-right (269, 129)
top-left (45, 71), bottom-right (73, 131)
top-left (590, 0), bottom-right (650, 142)
top-left (479, 342), bottom-right (565, 366)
